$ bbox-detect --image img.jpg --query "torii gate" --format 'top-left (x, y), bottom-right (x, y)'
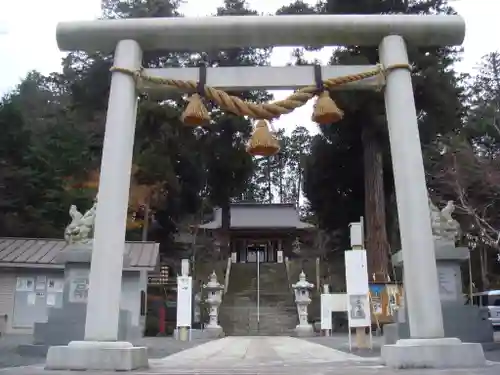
top-left (47, 14), bottom-right (486, 370)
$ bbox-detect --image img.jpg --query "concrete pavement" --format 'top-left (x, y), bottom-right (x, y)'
top-left (0, 335), bottom-right (500, 374)
top-left (152, 336), bottom-right (373, 366)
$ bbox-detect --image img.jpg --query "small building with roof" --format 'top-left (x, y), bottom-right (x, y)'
top-left (0, 238), bottom-right (158, 335)
top-left (199, 203), bottom-right (314, 263)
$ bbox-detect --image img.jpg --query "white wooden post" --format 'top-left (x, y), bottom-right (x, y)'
top-left (379, 35), bottom-right (444, 339)
top-left (84, 40), bottom-right (142, 342)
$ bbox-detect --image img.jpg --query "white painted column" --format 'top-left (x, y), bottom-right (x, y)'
top-left (379, 35), bottom-right (444, 339)
top-left (84, 40), bottom-right (142, 341)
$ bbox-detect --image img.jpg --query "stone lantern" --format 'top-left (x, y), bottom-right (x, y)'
top-left (292, 270), bottom-right (314, 336)
top-left (202, 271), bottom-right (224, 337)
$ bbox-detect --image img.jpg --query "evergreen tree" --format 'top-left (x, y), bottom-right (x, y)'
top-left (0, 0), bottom-right (202, 252)
top-left (195, 0), bottom-right (274, 254)
top-left (301, 0), bottom-right (464, 281)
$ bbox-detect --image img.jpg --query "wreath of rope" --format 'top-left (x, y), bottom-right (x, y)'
top-left (110, 63), bottom-right (411, 120)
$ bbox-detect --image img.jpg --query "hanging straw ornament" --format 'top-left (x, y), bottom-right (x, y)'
top-left (181, 93), bottom-right (210, 126)
top-left (246, 120), bottom-right (280, 157)
top-left (180, 65), bottom-right (211, 127)
top-left (311, 90), bottom-right (344, 125)
top-left (310, 64), bottom-right (344, 126)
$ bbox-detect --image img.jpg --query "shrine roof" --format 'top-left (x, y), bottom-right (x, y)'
top-left (199, 203), bottom-right (314, 230)
top-left (0, 238), bottom-right (158, 270)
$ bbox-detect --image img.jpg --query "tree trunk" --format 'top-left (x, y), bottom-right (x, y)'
top-left (220, 200), bottom-right (231, 261)
top-left (362, 125), bottom-right (390, 283)
top-left (141, 202), bottom-right (149, 241)
top-left (278, 154), bottom-right (283, 203)
top-left (267, 157), bottom-right (272, 204)
top-left (479, 246), bottom-right (490, 290)
top-left (296, 154), bottom-right (302, 207)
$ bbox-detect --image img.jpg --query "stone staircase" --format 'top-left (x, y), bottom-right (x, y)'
top-left (219, 263), bottom-right (297, 336)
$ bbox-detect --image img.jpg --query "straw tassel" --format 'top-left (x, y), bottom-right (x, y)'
top-left (246, 120), bottom-right (280, 157)
top-left (311, 90), bottom-right (344, 125)
top-left (180, 93), bottom-right (211, 127)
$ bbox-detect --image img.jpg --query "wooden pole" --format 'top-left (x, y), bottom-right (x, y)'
top-left (468, 250), bottom-right (473, 305)
top-left (141, 202), bottom-right (149, 241)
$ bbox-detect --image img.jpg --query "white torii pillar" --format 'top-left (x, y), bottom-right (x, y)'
top-left (47, 14), bottom-right (485, 370)
top-left (379, 35), bottom-right (445, 339)
top-left (83, 39), bottom-right (142, 341)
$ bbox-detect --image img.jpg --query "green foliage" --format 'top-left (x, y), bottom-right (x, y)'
top-left (242, 126), bottom-right (313, 205)
top-left (0, 85), bottom-right (95, 237)
top-left (3, 0), bottom-right (490, 277)
top-left (464, 52), bottom-right (500, 154)
top-left (0, 0), bottom-right (272, 254)
top-left (298, 0), bottom-right (465, 253)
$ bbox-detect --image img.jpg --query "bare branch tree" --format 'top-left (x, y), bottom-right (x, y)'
top-left (426, 137), bottom-right (500, 250)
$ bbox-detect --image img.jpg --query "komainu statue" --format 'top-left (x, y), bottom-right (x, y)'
top-left (64, 199), bottom-right (97, 245)
top-left (429, 198), bottom-right (461, 242)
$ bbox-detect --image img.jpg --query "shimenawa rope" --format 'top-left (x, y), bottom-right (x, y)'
top-left (109, 63), bottom-right (411, 121)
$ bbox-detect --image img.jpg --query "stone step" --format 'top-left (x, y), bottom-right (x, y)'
top-left (220, 307), bottom-right (297, 315)
top-left (223, 296), bottom-right (295, 304)
top-left (221, 262), bottom-right (297, 336)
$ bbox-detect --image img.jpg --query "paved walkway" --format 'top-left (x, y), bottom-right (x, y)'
top-left (147, 336), bottom-right (500, 374)
top-left (1, 336), bottom-right (500, 374)
top-left (152, 336), bottom-right (372, 367)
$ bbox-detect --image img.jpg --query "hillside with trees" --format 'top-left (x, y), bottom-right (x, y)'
top-left (1, 0), bottom-right (499, 288)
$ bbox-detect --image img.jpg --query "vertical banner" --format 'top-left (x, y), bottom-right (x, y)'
top-left (176, 276), bottom-right (192, 328)
top-left (345, 250), bottom-right (371, 328)
top-left (320, 294), bottom-right (333, 330)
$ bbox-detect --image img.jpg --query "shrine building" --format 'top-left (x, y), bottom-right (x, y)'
top-left (199, 203), bottom-right (315, 263)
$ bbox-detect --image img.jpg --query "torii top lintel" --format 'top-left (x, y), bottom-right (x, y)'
top-left (56, 14), bottom-right (465, 53)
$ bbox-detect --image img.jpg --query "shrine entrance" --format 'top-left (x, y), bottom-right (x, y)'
top-left (246, 242), bottom-right (267, 263)
top-left (56, 13), bottom-right (466, 368)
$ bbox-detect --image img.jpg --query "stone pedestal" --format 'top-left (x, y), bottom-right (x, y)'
top-left (37, 245), bottom-right (147, 370)
top-left (384, 240), bottom-right (493, 346)
top-left (382, 338), bottom-right (485, 369)
top-left (173, 327), bottom-right (224, 339)
top-left (45, 341), bottom-right (148, 371)
top-left (19, 246), bottom-right (136, 357)
top-left (382, 239), bottom-right (487, 368)
top-left (294, 324), bottom-right (314, 337)
top-left (32, 246), bottom-right (134, 347)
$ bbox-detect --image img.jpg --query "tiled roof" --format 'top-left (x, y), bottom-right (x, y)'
top-left (0, 238), bottom-right (158, 269)
top-left (199, 203), bottom-right (314, 230)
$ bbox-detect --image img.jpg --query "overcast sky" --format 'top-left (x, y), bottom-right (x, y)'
top-left (0, 0), bottom-right (498, 134)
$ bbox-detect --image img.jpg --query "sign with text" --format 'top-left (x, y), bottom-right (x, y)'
top-left (320, 294), bottom-right (333, 330)
top-left (345, 250), bottom-right (369, 295)
top-left (345, 249), bottom-right (371, 329)
top-left (69, 277), bottom-right (89, 303)
top-left (176, 276), bottom-right (192, 328)
top-left (437, 265), bottom-right (458, 301)
top-left (347, 294), bottom-right (371, 328)
top-left (16, 277), bottom-right (34, 292)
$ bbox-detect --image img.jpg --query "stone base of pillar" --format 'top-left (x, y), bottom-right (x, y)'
top-left (204, 326), bottom-right (224, 338)
top-left (45, 341), bottom-right (148, 371)
top-left (381, 337), bottom-right (485, 369)
top-left (173, 327), bottom-right (225, 339)
top-left (294, 324), bottom-right (314, 337)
